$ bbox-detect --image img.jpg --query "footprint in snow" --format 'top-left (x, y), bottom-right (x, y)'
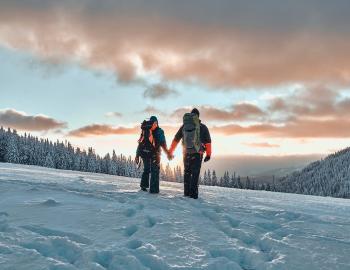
top-left (124, 208), bottom-right (137, 218)
top-left (136, 203), bottom-right (145, 210)
top-left (124, 225), bottom-right (138, 237)
top-left (144, 216), bottom-right (157, 228)
top-left (0, 212), bottom-right (9, 217)
top-left (224, 215), bottom-right (241, 228)
top-left (126, 239), bottom-right (143, 249)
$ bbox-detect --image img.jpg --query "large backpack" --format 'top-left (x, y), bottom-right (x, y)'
top-left (138, 120), bottom-right (156, 158)
top-left (182, 113), bottom-right (201, 154)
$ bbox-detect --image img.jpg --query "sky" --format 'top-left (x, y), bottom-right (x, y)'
top-left (1, 0), bottom-right (350, 174)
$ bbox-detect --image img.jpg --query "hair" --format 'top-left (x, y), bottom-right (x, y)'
top-left (191, 108), bottom-right (200, 117)
top-left (150, 116), bottom-right (158, 123)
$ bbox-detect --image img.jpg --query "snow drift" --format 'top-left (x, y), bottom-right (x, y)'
top-left (0, 163), bottom-right (349, 270)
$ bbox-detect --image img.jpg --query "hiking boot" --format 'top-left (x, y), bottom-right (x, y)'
top-left (141, 187), bottom-right (147, 192)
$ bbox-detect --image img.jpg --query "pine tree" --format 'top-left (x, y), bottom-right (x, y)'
top-left (5, 131), bottom-right (19, 164)
top-left (44, 152), bottom-right (55, 168)
top-left (87, 147), bottom-right (97, 172)
top-left (110, 150), bottom-right (118, 175)
top-left (222, 171), bottom-right (230, 187)
top-left (212, 170), bottom-right (218, 186)
top-left (0, 126), bottom-right (7, 162)
top-left (202, 170), bottom-right (208, 185)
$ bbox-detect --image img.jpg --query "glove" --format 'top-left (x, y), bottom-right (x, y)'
top-left (204, 155), bottom-right (211, 162)
top-left (167, 150), bottom-right (174, 161)
top-left (135, 156), bottom-right (140, 165)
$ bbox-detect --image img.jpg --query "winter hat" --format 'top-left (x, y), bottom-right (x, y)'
top-left (191, 108), bottom-right (200, 117)
top-left (150, 116), bottom-right (158, 123)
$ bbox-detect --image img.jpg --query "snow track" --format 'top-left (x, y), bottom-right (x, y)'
top-left (0, 163), bottom-right (350, 270)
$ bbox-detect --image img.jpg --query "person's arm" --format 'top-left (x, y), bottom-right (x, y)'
top-left (158, 129), bottom-right (168, 153)
top-left (169, 125), bottom-right (183, 155)
top-left (202, 124), bottom-right (212, 162)
top-left (135, 133), bottom-right (142, 164)
top-left (136, 143), bottom-right (141, 157)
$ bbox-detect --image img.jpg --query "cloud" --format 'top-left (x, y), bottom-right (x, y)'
top-left (105, 112), bottom-right (123, 118)
top-left (67, 122), bottom-right (180, 138)
top-left (267, 86), bottom-right (350, 123)
top-left (244, 142), bottom-right (280, 148)
top-left (0, 109), bottom-right (67, 131)
top-left (67, 124), bottom-right (139, 137)
top-left (143, 84), bottom-right (178, 99)
top-left (214, 118), bottom-right (350, 138)
top-left (172, 104), bottom-right (265, 122)
top-left (193, 86), bottom-right (350, 138)
top-left (0, 1), bottom-right (350, 87)
top-left (140, 106), bottom-right (164, 116)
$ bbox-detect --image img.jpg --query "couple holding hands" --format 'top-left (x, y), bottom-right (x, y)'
top-left (135, 108), bottom-right (212, 199)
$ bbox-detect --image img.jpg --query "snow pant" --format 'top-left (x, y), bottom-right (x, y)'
top-left (141, 154), bottom-right (160, 193)
top-left (183, 153), bottom-right (203, 199)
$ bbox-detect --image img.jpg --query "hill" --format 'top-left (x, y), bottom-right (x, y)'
top-left (277, 147), bottom-right (350, 198)
top-left (1, 163), bottom-right (350, 270)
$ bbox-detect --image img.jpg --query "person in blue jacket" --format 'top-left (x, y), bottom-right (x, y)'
top-left (135, 116), bottom-right (169, 193)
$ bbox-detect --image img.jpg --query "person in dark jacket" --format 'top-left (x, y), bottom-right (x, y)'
top-left (168, 108), bottom-right (212, 199)
top-left (135, 116), bottom-right (169, 193)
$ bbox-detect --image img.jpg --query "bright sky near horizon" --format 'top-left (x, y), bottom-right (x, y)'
top-left (1, 0), bottom-right (350, 168)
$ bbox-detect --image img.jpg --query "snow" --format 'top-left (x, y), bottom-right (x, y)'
top-left (1, 163), bottom-right (350, 270)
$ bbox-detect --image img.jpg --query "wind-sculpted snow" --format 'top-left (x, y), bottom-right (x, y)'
top-left (0, 163), bottom-right (350, 270)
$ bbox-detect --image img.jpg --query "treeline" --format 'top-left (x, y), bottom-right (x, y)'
top-left (0, 127), bottom-right (183, 183)
top-left (199, 170), bottom-right (276, 191)
top-left (2, 126), bottom-right (349, 198)
top-left (0, 127), bottom-right (141, 177)
top-left (0, 126), bottom-right (273, 189)
top-left (276, 147), bottom-right (350, 198)
top-left (199, 148), bottom-right (350, 198)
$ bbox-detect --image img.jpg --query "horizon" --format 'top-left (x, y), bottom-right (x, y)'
top-left (1, 125), bottom-right (327, 178)
top-left (1, 1), bottom-right (350, 175)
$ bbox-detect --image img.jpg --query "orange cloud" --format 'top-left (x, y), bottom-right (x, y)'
top-left (68, 123), bottom-right (179, 138)
top-left (214, 118), bottom-right (350, 138)
top-left (1, 1), bottom-right (350, 87)
top-left (172, 104), bottom-right (265, 122)
top-left (244, 142), bottom-right (280, 148)
top-left (68, 124), bottom-right (139, 137)
top-left (0, 109), bottom-right (67, 131)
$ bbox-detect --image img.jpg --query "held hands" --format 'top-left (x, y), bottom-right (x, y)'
top-left (204, 155), bottom-right (211, 162)
top-left (166, 150), bottom-right (174, 161)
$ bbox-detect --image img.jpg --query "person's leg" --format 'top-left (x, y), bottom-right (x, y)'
top-left (150, 154), bottom-right (160, 193)
top-left (189, 153), bottom-right (202, 199)
top-left (183, 154), bottom-right (191, 196)
top-left (140, 157), bottom-right (150, 190)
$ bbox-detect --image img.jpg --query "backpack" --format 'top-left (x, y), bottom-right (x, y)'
top-left (182, 113), bottom-right (201, 154)
top-left (138, 120), bottom-right (156, 158)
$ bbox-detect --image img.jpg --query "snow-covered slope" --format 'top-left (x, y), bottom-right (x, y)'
top-left (1, 163), bottom-right (350, 270)
top-left (277, 147), bottom-right (350, 198)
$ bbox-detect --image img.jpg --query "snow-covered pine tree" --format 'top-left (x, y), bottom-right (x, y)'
top-left (0, 126), bottom-right (7, 162)
top-left (212, 170), bottom-right (218, 186)
top-left (44, 151), bottom-right (55, 168)
top-left (5, 129), bottom-right (19, 164)
top-left (87, 147), bottom-right (97, 173)
top-left (110, 150), bottom-right (118, 175)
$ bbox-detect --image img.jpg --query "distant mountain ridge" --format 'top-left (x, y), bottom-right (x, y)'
top-left (277, 147), bottom-right (350, 198)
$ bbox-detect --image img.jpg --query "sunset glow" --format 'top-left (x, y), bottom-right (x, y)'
top-left (1, 0), bottom-right (350, 173)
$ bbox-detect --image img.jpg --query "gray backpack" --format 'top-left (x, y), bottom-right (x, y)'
top-left (182, 113), bottom-right (201, 154)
